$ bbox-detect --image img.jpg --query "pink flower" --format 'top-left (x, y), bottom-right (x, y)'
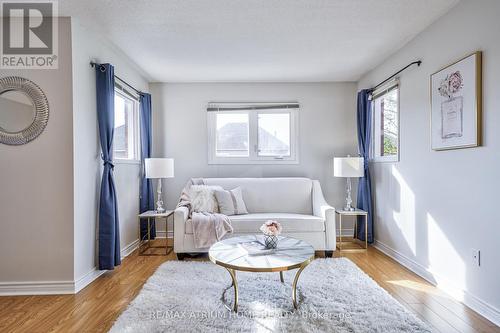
top-left (260, 220), bottom-right (282, 236)
top-left (448, 71), bottom-right (463, 94)
top-left (438, 71), bottom-right (463, 99)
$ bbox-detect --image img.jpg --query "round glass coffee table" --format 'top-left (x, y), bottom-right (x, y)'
top-left (209, 235), bottom-right (315, 312)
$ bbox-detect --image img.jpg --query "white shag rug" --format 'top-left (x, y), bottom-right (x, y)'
top-left (110, 258), bottom-right (430, 333)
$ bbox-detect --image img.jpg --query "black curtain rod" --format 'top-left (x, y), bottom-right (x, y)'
top-left (371, 60), bottom-right (422, 91)
top-left (90, 62), bottom-right (143, 95)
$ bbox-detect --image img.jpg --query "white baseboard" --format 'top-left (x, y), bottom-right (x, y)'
top-left (121, 238), bottom-right (140, 259)
top-left (74, 268), bottom-right (106, 293)
top-left (373, 239), bottom-right (500, 327)
top-left (373, 239), bottom-right (436, 282)
top-left (120, 233), bottom-right (171, 256)
top-left (76, 239), bottom-right (139, 293)
top-left (0, 280), bottom-right (75, 296)
top-left (0, 270), bottom-right (107, 296)
top-left (0, 239), bottom-right (140, 296)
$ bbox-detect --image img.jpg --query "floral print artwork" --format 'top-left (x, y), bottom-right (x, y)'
top-left (438, 71), bottom-right (463, 99)
top-left (431, 52), bottom-right (481, 150)
top-left (438, 71), bottom-right (464, 139)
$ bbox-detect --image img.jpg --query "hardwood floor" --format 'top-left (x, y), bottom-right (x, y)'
top-left (0, 242), bottom-right (498, 333)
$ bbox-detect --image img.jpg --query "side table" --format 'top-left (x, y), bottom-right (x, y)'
top-left (335, 208), bottom-right (368, 252)
top-left (138, 210), bottom-right (174, 255)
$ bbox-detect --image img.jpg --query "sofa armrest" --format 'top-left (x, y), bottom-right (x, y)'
top-left (312, 180), bottom-right (336, 250)
top-left (174, 206), bottom-right (189, 252)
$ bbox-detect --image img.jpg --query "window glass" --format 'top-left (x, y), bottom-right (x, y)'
top-left (373, 86), bottom-right (399, 161)
top-left (215, 113), bottom-right (249, 157)
top-left (114, 91), bottom-right (138, 160)
top-left (257, 113), bottom-right (290, 157)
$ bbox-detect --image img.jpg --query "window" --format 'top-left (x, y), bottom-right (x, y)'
top-left (113, 87), bottom-right (140, 162)
top-left (372, 83), bottom-right (399, 162)
top-left (208, 103), bottom-right (299, 164)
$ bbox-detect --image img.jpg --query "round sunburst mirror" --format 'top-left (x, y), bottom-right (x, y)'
top-left (0, 76), bottom-right (49, 145)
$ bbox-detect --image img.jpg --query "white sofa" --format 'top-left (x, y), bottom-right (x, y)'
top-left (174, 177), bottom-right (336, 259)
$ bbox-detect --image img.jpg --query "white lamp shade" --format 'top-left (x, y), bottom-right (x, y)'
top-left (333, 157), bottom-right (364, 178)
top-left (145, 158), bottom-right (174, 179)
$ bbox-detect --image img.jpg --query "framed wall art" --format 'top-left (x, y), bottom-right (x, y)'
top-left (430, 51), bottom-right (482, 150)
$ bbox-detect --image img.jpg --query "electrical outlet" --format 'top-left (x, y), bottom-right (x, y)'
top-left (471, 249), bottom-right (480, 267)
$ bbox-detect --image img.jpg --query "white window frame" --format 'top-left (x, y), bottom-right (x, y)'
top-left (207, 104), bottom-right (299, 165)
top-left (113, 86), bottom-right (141, 164)
top-left (370, 81), bottom-right (400, 163)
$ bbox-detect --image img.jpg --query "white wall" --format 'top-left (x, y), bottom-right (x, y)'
top-left (0, 17), bottom-right (149, 292)
top-left (150, 82), bottom-right (358, 218)
top-left (357, 0), bottom-right (500, 323)
top-left (0, 18), bottom-right (74, 282)
top-left (71, 19), bottom-right (150, 283)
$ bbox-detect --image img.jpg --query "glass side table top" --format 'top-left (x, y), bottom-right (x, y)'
top-left (209, 235), bottom-right (315, 272)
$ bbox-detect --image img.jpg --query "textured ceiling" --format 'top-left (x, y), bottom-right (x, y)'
top-left (59, 0), bottom-right (459, 82)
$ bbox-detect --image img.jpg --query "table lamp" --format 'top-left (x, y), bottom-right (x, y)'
top-left (145, 158), bottom-right (174, 213)
top-left (333, 156), bottom-right (364, 211)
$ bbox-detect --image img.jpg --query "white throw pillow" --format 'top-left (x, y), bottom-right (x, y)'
top-left (188, 185), bottom-right (222, 213)
top-left (214, 187), bottom-right (248, 216)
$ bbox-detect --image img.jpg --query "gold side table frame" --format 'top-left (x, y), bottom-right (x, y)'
top-left (138, 210), bottom-right (174, 256)
top-left (336, 208), bottom-right (368, 252)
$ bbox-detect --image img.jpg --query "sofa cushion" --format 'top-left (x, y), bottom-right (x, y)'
top-left (184, 213), bottom-right (324, 234)
top-left (188, 185), bottom-right (222, 213)
top-left (203, 178), bottom-right (313, 214)
top-left (214, 187), bottom-right (248, 215)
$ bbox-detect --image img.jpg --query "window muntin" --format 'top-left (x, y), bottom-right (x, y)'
top-left (372, 84), bottom-right (399, 162)
top-left (208, 105), bottom-right (298, 164)
top-left (113, 89), bottom-right (139, 161)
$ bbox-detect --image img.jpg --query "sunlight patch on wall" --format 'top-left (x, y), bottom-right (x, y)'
top-left (391, 165), bottom-right (416, 255)
top-left (427, 213), bottom-right (466, 300)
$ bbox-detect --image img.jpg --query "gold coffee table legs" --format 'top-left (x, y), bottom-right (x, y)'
top-left (222, 268), bottom-right (239, 312)
top-left (222, 264), bottom-right (309, 312)
top-left (292, 264), bottom-right (307, 310)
